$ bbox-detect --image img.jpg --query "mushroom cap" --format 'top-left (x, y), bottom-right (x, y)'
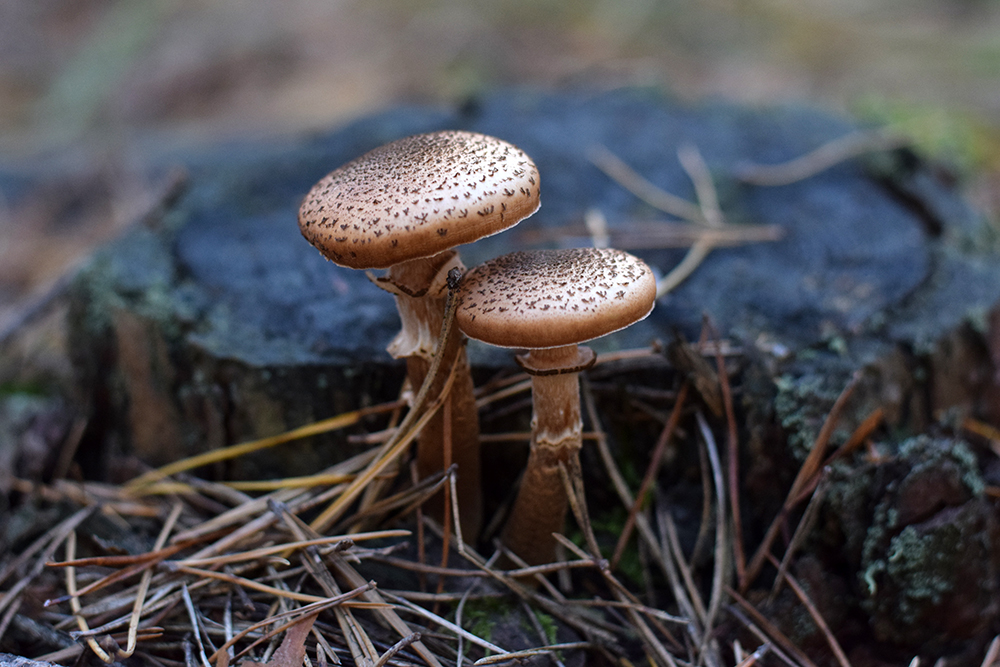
top-left (298, 131), bottom-right (540, 269)
top-left (456, 248), bottom-right (657, 349)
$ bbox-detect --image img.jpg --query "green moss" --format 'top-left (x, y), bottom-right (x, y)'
top-left (772, 371), bottom-right (849, 462)
top-left (853, 96), bottom-right (1000, 176)
top-left (588, 505), bottom-right (644, 585)
top-left (0, 381), bottom-right (49, 397)
top-left (528, 610), bottom-right (558, 646)
top-left (884, 524), bottom-right (961, 624)
top-left (858, 435), bottom-right (986, 632)
top-left (459, 597), bottom-right (511, 647)
top-left (898, 435), bottom-right (985, 497)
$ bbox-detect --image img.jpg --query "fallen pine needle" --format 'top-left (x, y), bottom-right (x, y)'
top-left (474, 642), bottom-right (592, 665)
top-left (126, 401), bottom-right (403, 490)
top-left (766, 553), bottom-right (851, 667)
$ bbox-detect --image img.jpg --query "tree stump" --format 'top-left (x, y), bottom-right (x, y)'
top-left (56, 88), bottom-right (1000, 662)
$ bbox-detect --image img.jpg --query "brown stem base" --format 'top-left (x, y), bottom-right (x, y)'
top-left (408, 345), bottom-right (482, 540)
top-left (501, 345), bottom-right (585, 565)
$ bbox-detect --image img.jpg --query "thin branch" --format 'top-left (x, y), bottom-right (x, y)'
top-left (123, 501), bottom-right (183, 657)
top-left (695, 411), bottom-right (728, 660)
top-left (765, 554), bottom-right (852, 667)
top-left (588, 144), bottom-right (706, 223)
top-left (677, 143), bottom-right (724, 228)
top-left (704, 316), bottom-right (747, 589)
top-left (735, 129), bottom-right (909, 186)
top-left (769, 473), bottom-right (831, 603)
top-left (611, 381), bottom-right (689, 570)
top-left (727, 588), bottom-right (820, 667)
top-left (65, 532), bottom-right (114, 663)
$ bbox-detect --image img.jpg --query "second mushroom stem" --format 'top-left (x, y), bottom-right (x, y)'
top-left (406, 332), bottom-right (482, 540)
top-left (502, 344), bottom-right (590, 566)
top-left (387, 253), bottom-right (482, 540)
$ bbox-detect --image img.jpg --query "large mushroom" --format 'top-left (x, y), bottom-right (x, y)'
top-left (298, 130), bottom-right (540, 538)
top-left (455, 248), bottom-right (656, 565)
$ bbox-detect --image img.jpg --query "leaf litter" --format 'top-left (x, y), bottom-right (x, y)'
top-left (2, 131), bottom-right (999, 667)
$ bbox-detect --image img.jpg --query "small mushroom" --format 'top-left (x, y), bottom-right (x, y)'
top-left (298, 131), bottom-right (540, 538)
top-left (455, 248), bottom-right (657, 564)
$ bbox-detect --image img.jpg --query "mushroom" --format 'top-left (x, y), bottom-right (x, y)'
top-left (298, 130), bottom-right (540, 538)
top-left (455, 248), bottom-right (657, 565)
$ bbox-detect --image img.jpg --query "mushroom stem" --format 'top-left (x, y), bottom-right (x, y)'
top-left (502, 344), bottom-right (590, 565)
top-left (385, 252), bottom-right (482, 539)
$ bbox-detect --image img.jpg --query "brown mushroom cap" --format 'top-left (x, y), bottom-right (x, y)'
top-left (456, 248), bottom-right (657, 349)
top-left (298, 131), bottom-right (540, 269)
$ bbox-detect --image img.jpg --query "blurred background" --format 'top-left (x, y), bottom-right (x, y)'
top-left (3, 0), bottom-right (1000, 338)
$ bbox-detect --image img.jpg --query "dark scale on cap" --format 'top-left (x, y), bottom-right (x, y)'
top-left (456, 248), bottom-right (657, 349)
top-left (299, 131), bottom-right (540, 269)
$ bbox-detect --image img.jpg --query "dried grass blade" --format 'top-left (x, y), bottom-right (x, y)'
top-left (475, 377), bottom-right (531, 409)
top-left (225, 473), bottom-right (355, 491)
top-left (553, 533), bottom-right (683, 659)
top-left (65, 531), bottom-right (114, 663)
top-left (769, 473), bottom-right (830, 602)
top-left (612, 381), bottom-right (689, 570)
top-left (278, 507), bottom-right (444, 667)
top-left (181, 583), bottom-right (212, 667)
top-left (0, 506), bottom-right (97, 588)
top-left (581, 380), bottom-right (668, 571)
top-left (171, 487), bottom-right (306, 545)
top-left (171, 565), bottom-right (326, 603)
top-left (331, 554), bottom-right (442, 667)
top-left (727, 606), bottom-right (802, 667)
top-left (126, 404), bottom-right (399, 490)
top-left (695, 411), bottom-right (728, 654)
top-left (565, 598), bottom-right (687, 624)
top-left (656, 506), bottom-right (706, 625)
top-left (705, 316), bottom-right (747, 589)
top-left (123, 501), bottom-right (183, 657)
top-left (735, 643), bottom-right (772, 667)
top-left (373, 632), bottom-right (421, 667)
top-left (175, 531), bottom-right (409, 567)
top-left (209, 583), bottom-right (373, 665)
top-left (289, 531), bottom-right (380, 666)
top-left (430, 401), bottom-right (455, 611)
top-left (48, 529), bottom-right (220, 568)
top-left (0, 506), bottom-right (94, 620)
top-left (695, 410), bottom-right (729, 664)
top-left (0, 598), bottom-right (21, 647)
top-left (310, 363), bottom-right (458, 533)
top-left (558, 459), bottom-right (601, 558)
top-left (830, 407), bottom-right (884, 464)
top-left (474, 642), bottom-right (591, 665)
top-left (525, 220), bottom-right (784, 250)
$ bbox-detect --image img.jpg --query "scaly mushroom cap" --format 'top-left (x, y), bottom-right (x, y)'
top-left (298, 131), bottom-right (540, 269)
top-left (456, 248), bottom-right (657, 349)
